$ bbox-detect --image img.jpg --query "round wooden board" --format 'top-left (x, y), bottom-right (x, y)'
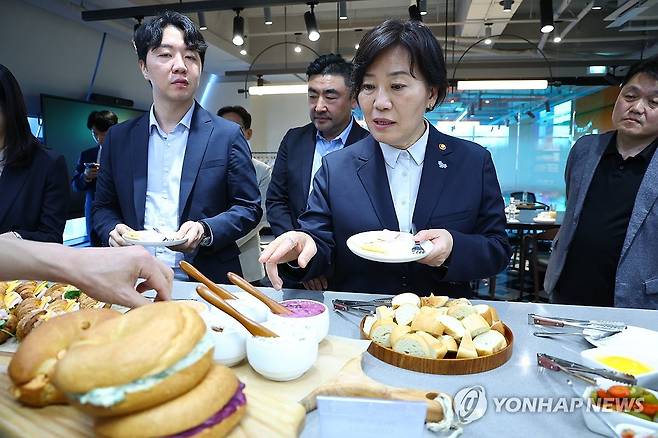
top-left (360, 317), bottom-right (514, 375)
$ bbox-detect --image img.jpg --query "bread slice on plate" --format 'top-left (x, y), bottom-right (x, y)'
top-left (394, 303), bottom-right (420, 326)
top-left (375, 305), bottom-right (394, 321)
top-left (473, 330), bottom-right (507, 356)
top-left (410, 310), bottom-right (444, 336)
top-left (473, 304), bottom-right (494, 326)
top-left (441, 335), bottom-right (458, 353)
top-left (415, 331), bottom-right (448, 359)
top-left (447, 305), bottom-right (477, 320)
top-left (420, 294), bottom-right (449, 308)
top-left (392, 293), bottom-right (421, 309)
top-left (392, 333), bottom-right (432, 358)
top-left (369, 319), bottom-right (397, 348)
top-left (490, 320), bottom-right (505, 335)
top-left (461, 313), bottom-right (491, 338)
top-left (437, 315), bottom-right (465, 340)
top-left (456, 331), bottom-right (478, 359)
top-left (389, 324), bottom-right (412, 347)
top-left (445, 298), bottom-right (471, 308)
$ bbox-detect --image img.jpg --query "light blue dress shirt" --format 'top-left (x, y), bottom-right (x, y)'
top-left (309, 118), bottom-right (354, 199)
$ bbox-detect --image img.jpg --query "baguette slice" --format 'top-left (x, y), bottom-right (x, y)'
top-left (473, 304), bottom-right (494, 326)
top-left (392, 333), bottom-right (432, 359)
top-left (461, 313), bottom-right (491, 338)
top-left (415, 331), bottom-right (448, 359)
top-left (445, 298), bottom-right (471, 308)
top-left (456, 331), bottom-right (478, 359)
top-left (490, 320), bottom-right (505, 335)
top-left (420, 294), bottom-right (449, 308)
top-left (394, 303), bottom-right (420, 326)
top-left (436, 307), bottom-right (449, 316)
top-left (363, 315), bottom-right (377, 337)
top-left (389, 324), bottom-right (412, 347)
top-left (447, 305), bottom-right (477, 320)
top-left (473, 330), bottom-right (507, 356)
top-left (369, 319), bottom-right (397, 348)
top-left (437, 315), bottom-right (465, 340)
top-left (489, 306), bottom-right (501, 323)
top-left (410, 309), bottom-right (444, 336)
top-left (441, 335), bottom-right (459, 353)
top-left (391, 293), bottom-right (421, 309)
top-left (375, 305), bottom-right (394, 321)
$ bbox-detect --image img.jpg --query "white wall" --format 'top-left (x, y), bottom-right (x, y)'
top-left (0, 0), bottom-right (153, 113)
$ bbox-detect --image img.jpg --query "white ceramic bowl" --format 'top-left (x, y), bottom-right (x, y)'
top-left (246, 319), bottom-right (318, 381)
top-left (581, 344), bottom-right (658, 390)
top-left (582, 385), bottom-right (658, 437)
top-left (206, 295), bottom-right (269, 324)
top-left (231, 291), bottom-right (271, 323)
top-left (202, 311), bottom-right (248, 367)
top-left (267, 299), bottom-right (330, 343)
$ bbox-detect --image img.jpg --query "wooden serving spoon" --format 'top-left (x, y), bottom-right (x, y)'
top-left (196, 285), bottom-right (278, 338)
top-left (227, 272), bottom-right (293, 315)
top-left (300, 354), bottom-right (446, 422)
top-left (180, 261), bottom-right (236, 300)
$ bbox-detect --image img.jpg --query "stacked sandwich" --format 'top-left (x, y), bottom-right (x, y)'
top-left (0, 280), bottom-right (108, 344)
top-left (8, 302), bottom-right (246, 438)
top-left (364, 293), bottom-right (508, 360)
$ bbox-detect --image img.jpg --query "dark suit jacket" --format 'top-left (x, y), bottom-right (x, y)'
top-left (71, 145), bottom-right (100, 245)
top-left (266, 120), bottom-right (369, 237)
top-left (92, 103), bottom-right (262, 283)
top-left (0, 147), bottom-right (70, 243)
top-left (284, 124), bottom-right (511, 296)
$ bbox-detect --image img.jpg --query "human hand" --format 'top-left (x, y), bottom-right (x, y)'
top-left (302, 275), bottom-right (328, 291)
top-left (108, 224), bottom-right (135, 247)
top-left (413, 229), bottom-right (453, 267)
top-left (168, 221), bottom-right (205, 253)
top-left (83, 165), bottom-right (99, 181)
top-left (259, 231), bottom-right (317, 290)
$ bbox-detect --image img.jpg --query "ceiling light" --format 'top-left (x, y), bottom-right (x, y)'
top-left (264, 7), bottom-right (273, 25)
top-left (489, 116), bottom-right (494, 120)
top-left (305, 4), bottom-right (320, 41)
top-left (544, 100), bottom-right (551, 112)
top-left (588, 65), bottom-right (607, 74)
top-left (339, 1), bottom-right (348, 20)
top-left (526, 110), bottom-right (536, 119)
top-left (540, 0), bottom-right (554, 33)
top-left (408, 4), bottom-right (422, 21)
top-left (232, 9), bottom-right (245, 46)
top-left (449, 98), bottom-right (456, 103)
top-left (240, 49), bottom-right (247, 56)
top-left (484, 23), bottom-right (492, 45)
top-left (354, 43), bottom-right (359, 50)
top-left (553, 36), bottom-right (562, 43)
top-left (419, 0), bottom-right (428, 16)
top-left (484, 99), bottom-right (490, 104)
top-left (249, 84), bottom-right (308, 96)
top-left (500, 0), bottom-right (514, 12)
top-left (457, 80), bottom-right (548, 90)
top-left (198, 12), bottom-right (207, 31)
top-left (294, 46), bottom-right (302, 53)
top-left (592, 0), bottom-right (603, 10)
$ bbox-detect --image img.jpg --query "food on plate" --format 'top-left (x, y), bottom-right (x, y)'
top-left (8, 309), bottom-right (120, 406)
top-left (535, 211), bottom-right (557, 221)
top-left (52, 302), bottom-right (213, 417)
top-left (595, 356), bottom-right (654, 376)
top-left (94, 365), bottom-right (246, 438)
top-left (366, 293), bottom-right (507, 361)
top-left (0, 280), bottom-right (108, 344)
top-left (358, 230), bottom-right (414, 255)
top-left (590, 385), bottom-right (658, 423)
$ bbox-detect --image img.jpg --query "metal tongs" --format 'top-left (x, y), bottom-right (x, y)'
top-left (332, 297), bottom-right (392, 315)
top-left (528, 313), bottom-right (627, 333)
top-left (537, 353), bottom-right (637, 385)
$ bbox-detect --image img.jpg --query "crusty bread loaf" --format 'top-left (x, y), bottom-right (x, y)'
top-left (410, 311), bottom-right (444, 336)
top-left (456, 331), bottom-right (478, 359)
top-left (447, 305), bottom-right (476, 320)
top-left (369, 319), bottom-right (397, 348)
top-left (414, 331), bottom-right (448, 359)
top-left (460, 313), bottom-right (490, 338)
top-left (394, 303), bottom-right (419, 326)
top-left (473, 330), bottom-right (507, 356)
top-left (389, 324), bottom-right (412, 347)
top-left (391, 293), bottom-right (420, 309)
top-left (95, 365), bottom-right (244, 438)
top-left (420, 294), bottom-right (449, 308)
top-left (392, 333), bottom-right (432, 358)
top-left (9, 309), bottom-right (120, 407)
top-left (437, 315), bottom-right (465, 340)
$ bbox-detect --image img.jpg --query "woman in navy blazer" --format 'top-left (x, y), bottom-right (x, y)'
top-left (261, 20), bottom-right (511, 296)
top-left (0, 64), bottom-right (69, 243)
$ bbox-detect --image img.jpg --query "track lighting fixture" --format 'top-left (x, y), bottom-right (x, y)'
top-left (540, 0), bottom-right (554, 34)
top-left (339, 1), bottom-right (348, 20)
top-left (232, 9), bottom-right (245, 46)
top-left (264, 7), bottom-right (273, 25)
top-left (198, 12), bottom-right (207, 31)
top-left (304, 3), bottom-right (320, 41)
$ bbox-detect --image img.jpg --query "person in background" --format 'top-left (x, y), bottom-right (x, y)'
top-left (0, 237), bottom-right (172, 307)
top-left (218, 105), bottom-right (271, 284)
top-left (545, 55), bottom-right (658, 310)
top-left (266, 53), bottom-right (369, 290)
top-left (260, 19), bottom-right (511, 296)
top-left (0, 64), bottom-right (70, 243)
top-left (71, 110), bottom-right (118, 246)
top-left (92, 11), bottom-right (261, 283)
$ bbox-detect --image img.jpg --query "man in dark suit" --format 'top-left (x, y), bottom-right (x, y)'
top-left (92, 11), bottom-right (261, 283)
top-left (71, 110), bottom-right (118, 246)
top-left (266, 54), bottom-right (369, 290)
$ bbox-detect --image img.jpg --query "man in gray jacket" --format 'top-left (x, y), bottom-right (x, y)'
top-left (218, 105), bottom-right (271, 283)
top-left (544, 56), bottom-right (658, 309)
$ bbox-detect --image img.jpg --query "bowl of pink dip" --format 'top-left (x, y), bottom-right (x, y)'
top-left (267, 299), bottom-right (330, 343)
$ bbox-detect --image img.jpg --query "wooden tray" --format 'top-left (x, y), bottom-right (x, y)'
top-left (360, 317), bottom-right (514, 375)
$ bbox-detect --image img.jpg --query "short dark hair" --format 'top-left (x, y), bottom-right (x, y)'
top-left (87, 110), bottom-right (118, 132)
top-left (352, 19), bottom-right (448, 111)
top-left (622, 55), bottom-right (658, 85)
top-left (133, 11), bottom-right (208, 66)
top-left (306, 54), bottom-right (354, 89)
top-left (0, 64), bottom-right (41, 167)
top-left (217, 105), bottom-right (252, 130)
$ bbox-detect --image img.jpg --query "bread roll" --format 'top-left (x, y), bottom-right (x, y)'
top-left (415, 331), bottom-right (448, 359)
top-left (447, 305), bottom-right (476, 320)
top-left (461, 313), bottom-right (490, 338)
top-left (0, 313), bottom-right (18, 344)
top-left (369, 319), bottom-right (397, 348)
top-left (437, 315), bottom-right (465, 340)
top-left (391, 293), bottom-right (420, 309)
top-left (389, 324), bottom-right (412, 347)
top-left (473, 330), bottom-right (507, 356)
top-left (375, 305), bottom-right (394, 321)
top-left (392, 333), bottom-right (432, 358)
top-left (441, 335), bottom-right (458, 353)
top-left (420, 294), bottom-right (449, 308)
top-left (456, 331), bottom-right (478, 359)
top-left (410, 311), bottom-right (444, 336)
top-left (394, 303), bottom-right (419, 326)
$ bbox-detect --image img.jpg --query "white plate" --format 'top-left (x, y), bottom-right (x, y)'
top-left (581, 344), bottom-right (658, 390)
top-left (532, 217), bottom-right (556, 223)
top-left (585, 326), bottom-right (658, 348)
top-left (582, 385), bottom-right (658, 437)
top-left (346, 230), bottom-right (434, 263)
top-left (123, 230), bottom-right (187, 247)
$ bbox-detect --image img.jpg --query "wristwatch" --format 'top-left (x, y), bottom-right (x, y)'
top-left (198, 221), bottom-right (212, 247)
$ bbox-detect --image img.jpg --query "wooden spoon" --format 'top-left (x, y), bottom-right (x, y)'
top-left (227, 271), bottom-right (293, 315)
top-left (180, 261), bottom-right (236, 300)
top-left (300, 354), bottom-right (446, 422)
top-left (196, 285), bottom-right (278, 338)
